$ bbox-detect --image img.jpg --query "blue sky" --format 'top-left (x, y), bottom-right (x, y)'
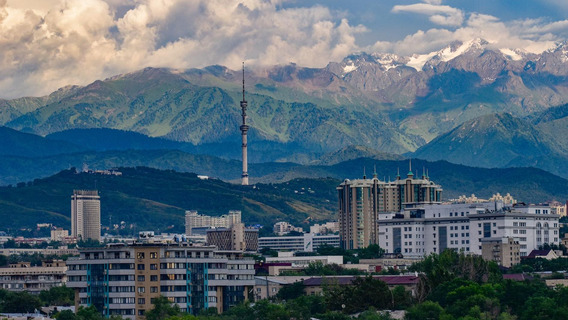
top-left (1, 0), bottom-right (568, 98)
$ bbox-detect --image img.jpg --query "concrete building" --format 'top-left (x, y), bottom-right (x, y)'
top-left (51, 228), bottom-right (70, 242)
top-left (273, 222), bottom-right (303, 236)
top-left (378, 202), bottom-right (560, 258)
top-left (71, 190), bottom-right (101, 241)
top-left (66, 243), bottom-right (255, 319)
top-left (0, 260), bottom-right (67, 294)
top-left (337, 167), bottom-right (442, 250)
top-left (206, 226), bottom-right (259, 251)
top-left (310, 222), bottom-right (339, 235)
top-left (302, 275), bottom-right (420, 297)
top-left (185, 210), bottom-right (241, 236)
top-left (481, 237), bottom-right (521, 268)
top-left (253, 276), bottom-right (309, 300)
top-left (265, 253), bottom-right (343, 268)
top-left (258, 234), bottom-right (340, 252)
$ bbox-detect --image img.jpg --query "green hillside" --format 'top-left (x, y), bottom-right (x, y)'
top-left (0, 167), bottom-right (338, 234)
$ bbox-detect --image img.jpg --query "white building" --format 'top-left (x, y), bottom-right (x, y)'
top-left (273, 222), bottom-right (303, 236)
top-left (71, 190), bottom-right (100, 241)
top-left (259, 233), bottom-right (340, 252)
top-left (184, 210), bottom-right (241, 235)
top-left (378, 202), bottom-right (560, 258)
top-left (310, 222), bottom-right (339, 235)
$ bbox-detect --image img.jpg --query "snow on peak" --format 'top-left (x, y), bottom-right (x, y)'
top-left (343, 62), bottom-right (358, 74)
top-left (500, 48), bottom-right (524, 61)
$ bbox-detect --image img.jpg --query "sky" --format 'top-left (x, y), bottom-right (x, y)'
top-left (1, 0), bottom-right (568, 98)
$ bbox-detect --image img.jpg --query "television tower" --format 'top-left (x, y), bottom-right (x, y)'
top-left (240, 62), bottom-right (249, 185)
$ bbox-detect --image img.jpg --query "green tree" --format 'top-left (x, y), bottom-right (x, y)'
top-left (145, 296), bottom-right (181, 320)
top-left (0, 290), bottom-right (41, 313)
top-left (276, 281), bottom-right (305, 301)
top-left (76, 305), bottom-right (104, 320)
top-left (405, 301), bottom-right (444, 320)
top-left (39, 286), bottom-right (75, 306)
top-left (56, 310), bottom-right (77, 320)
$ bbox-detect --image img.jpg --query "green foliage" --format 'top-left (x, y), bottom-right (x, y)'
top-left (0, 289), bottom-right (41, 313)
top-left (358, 244), bottom-right (385, 260)
top-left (323, 276), bottom-right (393, 314)
top-left (39, 286), bottom-right (75, 306)
top-left (145, 296), bottom-right (181, 320)
top-left (405, 301), bottom-right (445, 320)
top-left (275, 281), bottom-right (305, 301)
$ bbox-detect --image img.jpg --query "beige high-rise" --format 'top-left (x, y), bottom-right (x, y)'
top-left (71, 190), bottom-right (101, 241)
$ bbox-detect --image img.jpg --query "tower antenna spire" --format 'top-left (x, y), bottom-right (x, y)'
top-left (240, 62), bottom-right (249, 185)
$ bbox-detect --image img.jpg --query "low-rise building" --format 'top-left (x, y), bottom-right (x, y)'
top-left (206, 226), bottom-right (258, 251)
top-left (302, 275), bottom-right (420, 297)
top-left (66, 243), bottom-right (255, 319)
top-left (253, 276), bottom-right (309, 300)
top-left (273, 222), bottom-right (303, 236)
top-left (0, 260), bottom-right (67, 294)
top-left (258, 233), bottom-right (339, 252)
top-left (265, 253), bottom-right (343, 268)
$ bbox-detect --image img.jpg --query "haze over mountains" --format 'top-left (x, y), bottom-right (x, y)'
top-left (1, 39), bottom-right (568, 182)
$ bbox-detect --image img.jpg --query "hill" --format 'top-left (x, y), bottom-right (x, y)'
top-left (0, 126), bottom-right (86, 157)
top-left (412, 113), bottom-right (568, 178)
top-left (0, 167), bottom-right (338, 233)
top-left (1, 161), bottom-right (566, 234)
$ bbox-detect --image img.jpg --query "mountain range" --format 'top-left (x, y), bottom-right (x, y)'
top-left (1, 39), bottom-right (568, 192)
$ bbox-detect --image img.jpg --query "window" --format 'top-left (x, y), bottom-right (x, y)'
top-left (137, 275), bottom-right (145, 281)
top-left (150, 252), bottom-right (157, 259)
top-left (137, 264), bottom-right (145, 270)
top-left (150, 287), bottom-right (158, 293)
top-left (150, 264), bottom-right (157, 270)
top-left (138, 310), bottom-right (145, 316)
top-left (150, 275), bottom-right (158, 281)
top-left (137, 287), bottom-right (145, 293)
top-left (138, 298), bottom-right (145, 304)
top-left (137, 252), bottom-right (145, 259)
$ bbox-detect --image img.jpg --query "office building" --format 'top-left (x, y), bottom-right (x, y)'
top-left (378, 202), bottom-right (560, 258)
top-left (185, 210), bottom-right (241, 236)
top-left (337, 166), bottom-right (442, 249)
top-left (66, 243), bottom-right (255, 319)
top-left (71, 190), bottom-right (101, 241)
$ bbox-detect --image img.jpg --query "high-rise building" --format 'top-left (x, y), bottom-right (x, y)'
top-left (71, 190), bottom-right (101, 241)
top-left (337, 165), bottom-right (442, 249)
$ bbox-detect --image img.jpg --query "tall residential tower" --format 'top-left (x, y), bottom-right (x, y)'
top-left (240, 63), bottom-right (249, 185)
top-left (71, 190), bottom-right (101, 241)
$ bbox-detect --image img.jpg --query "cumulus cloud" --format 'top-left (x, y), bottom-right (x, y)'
top-left (0, 0), bottom-right (365, 98)
top-left (370, 11), bottom-right (561, 56)
top-left (392, 3), bottom-right (464, 27)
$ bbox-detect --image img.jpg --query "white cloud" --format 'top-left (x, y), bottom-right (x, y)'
top-left (0, 0), bottom-right (364, 98)
top-left (392, 3), bottom-right (464, 27)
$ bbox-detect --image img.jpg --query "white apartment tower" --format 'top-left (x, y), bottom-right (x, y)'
top-left (71, 190), bottom-right (101, 241)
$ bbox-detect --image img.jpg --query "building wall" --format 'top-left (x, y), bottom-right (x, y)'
top-left (481, 237), bottom-right (520, 268)
top-left (66, 244), bottom-right (255, 320)
top-left (0, 261), bottom-right (67, 294)
top-left (185, 211), bottom-right (241, 236)
top-left (378, 202), bottom-right (560, 258)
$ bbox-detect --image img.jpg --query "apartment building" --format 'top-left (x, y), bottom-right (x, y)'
top-left (66, 243), bottom-right (255, 319)
top-left (185, 211), bottom-right (241, 236)
top-left (337, 168), bottom-right (442, 250)
top-left (0, 260), bottom-right (67, 294)
top-left (378, 202), bottom-right (560, 258)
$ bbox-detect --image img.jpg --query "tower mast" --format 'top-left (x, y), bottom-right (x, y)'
top-left (240, 62), bottom-right (249, 185)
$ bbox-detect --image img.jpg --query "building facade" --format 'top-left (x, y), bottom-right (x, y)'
top-left (71, 190), bottom-right (101, 241)
top-left (0, 260), bottom-right (67, 294)
top-left (481, 237), bottom-right (521, 268)
top-left (206, 226), bottom-right (259, 251)
top-left (258, 234), bottom-right (340, 252)
top-left (66, 243), bottom-right (254, 319)
top-left (378, 202), bottom-right (560, 258)
top-left (185, 211), bottom-right (241, 236)
top-left (337, 169), bottom-right (442, 250)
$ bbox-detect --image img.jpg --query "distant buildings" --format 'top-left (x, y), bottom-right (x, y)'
top-left (310, 222), bottom-right (339, 235)
top-left (258, 233), bottom-right (339, 252)
top-left (378, 202), bottom-right (560, 258)
top-left (337, 166), bottom-right (442, 249)
top-left (184, 210), bottom-right (241, 236)
top-left (0, 260), bottom-right (67, 294)
top-left (71, 190), bottom-right (101, 242)
top-left (273, 221), bottom-right (303, 236)
top-left (206, 226), bottom-right (259, 251)
top-left (66, 242), bottom-right (255, 318)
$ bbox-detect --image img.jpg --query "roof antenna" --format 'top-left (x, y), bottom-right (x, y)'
top-left (363, 167), bottom-right (366, 179)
